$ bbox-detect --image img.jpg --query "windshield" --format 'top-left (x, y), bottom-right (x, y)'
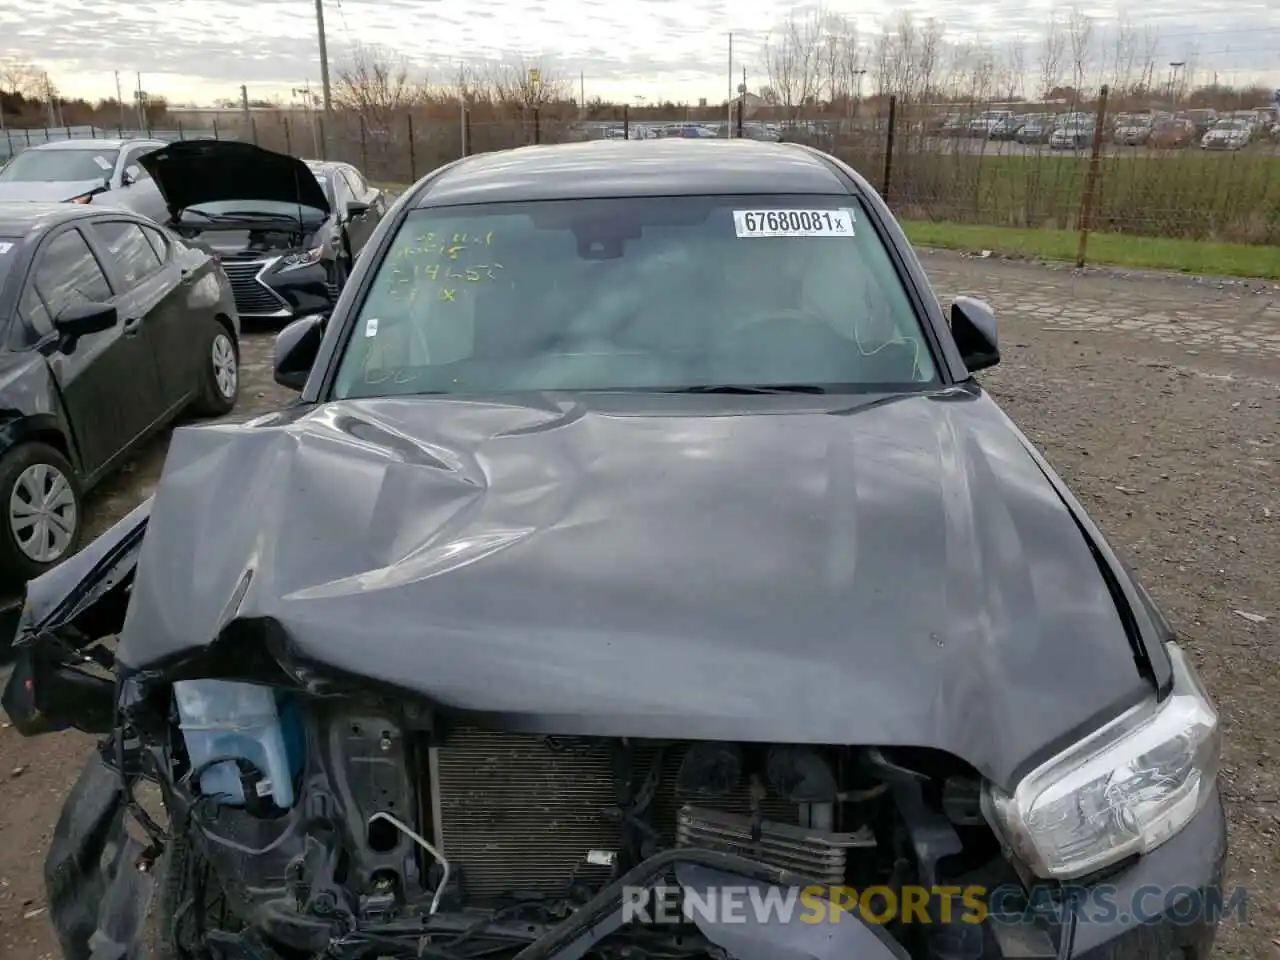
top-left (0, 237), bottom-right (18, 288)
top-left (183, 199), bottom-right (327, 219)
top-left (0, 148), bottom-right (118, 183)
top-left (1215, 120), bottom-right (1248, 131)
top-left (332, 194), bottom-right (937, 400)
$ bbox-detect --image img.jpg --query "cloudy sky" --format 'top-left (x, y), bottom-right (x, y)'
top-left (3, 0), bottom-right (1280, 105)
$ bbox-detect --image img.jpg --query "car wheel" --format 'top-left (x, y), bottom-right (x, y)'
top-left (0, 442), bottom-right (82, 583)
top-left (192, 322), bottom-right (239, 416)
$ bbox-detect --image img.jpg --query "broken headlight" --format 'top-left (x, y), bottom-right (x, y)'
top-left (983, 643), bottom-right (1219, 881)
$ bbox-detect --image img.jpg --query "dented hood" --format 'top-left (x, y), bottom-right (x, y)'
top-left (118, 390), bottom-right (1149, 788)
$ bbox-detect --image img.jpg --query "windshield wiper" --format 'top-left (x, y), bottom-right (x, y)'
top-left (182, 210), bottom-right (303, 223)
top-left (665, 383), bottom-right (828, 395)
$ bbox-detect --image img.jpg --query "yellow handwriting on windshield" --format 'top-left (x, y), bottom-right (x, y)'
top-left (387, 231), bottom-right (502, 304)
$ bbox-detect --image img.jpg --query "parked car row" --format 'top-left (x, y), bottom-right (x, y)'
top-left (930, 104), bottom-right (1280, 151)
top-left (0, 138), bottom-right (385, 581)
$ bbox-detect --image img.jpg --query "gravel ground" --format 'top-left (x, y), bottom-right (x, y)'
top-left (0, 255), bottom-right (1276, 958)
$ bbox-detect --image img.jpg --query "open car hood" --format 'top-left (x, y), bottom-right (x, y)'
top-left (137, 139), bottom-right (329, 219)
top-left (106, 389), bottom-right (1153, 791)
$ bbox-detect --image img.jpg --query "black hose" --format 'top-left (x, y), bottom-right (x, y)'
top-left (511, 848), bottom-right (817, 960)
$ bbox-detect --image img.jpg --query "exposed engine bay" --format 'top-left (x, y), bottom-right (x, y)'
top-left (174, 223), bottom-right (316, 257)
top-left (100, 680), bottom-right (1031, 960)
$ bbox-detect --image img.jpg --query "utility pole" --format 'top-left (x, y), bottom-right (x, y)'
top-left (43, 73), bottom-right (56, 127)
top-left (727, 32), bottom-right (734, 136)
top-left (115, 71), bottom-right (126, 130)
top-left (315, 0), bottom-right (333, 126)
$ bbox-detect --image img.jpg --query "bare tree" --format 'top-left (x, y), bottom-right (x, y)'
top-left (869, 23), bottom-right (896, 98)
top-left (817, 12), bottom-right (846, 106)
top-left (1135, 25), bottom-right (1161, 95)
top-left (333, 44), bottom-right (422, 127)
top-left (486, 55), bottom-right (569, 110)
top-left (1067, 6), bottom-right (1094, 99)
top-left (835, 21), bottom-right (865, 113)
top-left (0, 58), bottom-right (47, 99)
top-left (1108, 15), bottom-right (1138, 94)
top-left (1004, 36), bottom-right (1027, 101)
top-left (764, 8), bottom-right (823, 120)
top-left (917, 18), bottom-right (945, 104)
top-left (889, 13), bottom-right (917, 102)
top-left (1038, 14), bottom-right (1066, 99)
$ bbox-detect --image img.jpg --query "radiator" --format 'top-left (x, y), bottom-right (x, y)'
top-left (430, 728), bottom-right (799, 904)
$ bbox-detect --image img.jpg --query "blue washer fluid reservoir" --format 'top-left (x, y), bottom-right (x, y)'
top-left (173, 679), bottom-right (297, 809)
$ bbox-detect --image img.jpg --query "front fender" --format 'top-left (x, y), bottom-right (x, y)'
top-left (1, 499), bottom-right (151, 736)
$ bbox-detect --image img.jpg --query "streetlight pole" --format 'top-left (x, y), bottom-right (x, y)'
top-left (727, 32), bottom-right (734, 136)
top-left (1168, 61), bottom-right (1185, 104)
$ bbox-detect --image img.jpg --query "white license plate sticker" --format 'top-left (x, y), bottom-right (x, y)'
top-left (733, 209), bottom-right (854, 238)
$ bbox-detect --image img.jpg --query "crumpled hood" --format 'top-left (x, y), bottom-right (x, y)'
top-left (0, 179), bottom-right (103, 202)
top-left (138, 139), bottom-right (329, 219)
top-left (119, 390), bottom-right (1149, 789)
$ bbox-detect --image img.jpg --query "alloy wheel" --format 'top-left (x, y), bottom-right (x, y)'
top-left (9, 462), bottom-right (77, 563)
top-left (212, 332), bottom-right (238, 399)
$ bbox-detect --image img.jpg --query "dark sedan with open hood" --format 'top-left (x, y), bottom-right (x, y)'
top-left (4, 141), bottom-right (1224, 960)
top-left (140, 140), bottom-right (382, 322)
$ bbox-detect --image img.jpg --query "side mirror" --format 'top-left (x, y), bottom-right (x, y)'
top-left (950, 296), bottom-right (999, 373)
top-left (121, 164), bottom-right (141, 186)
top-left (274, 313), bottom-right (326, 390)
top-left (346, 201), bottom-right (370, 219)
top-left (54, 302), bottom-right (117, 351)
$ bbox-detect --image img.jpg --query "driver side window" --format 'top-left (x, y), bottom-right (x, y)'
top-left (334, 173), bottom-right (357, 215)
top-left (121, 147), bottom-right (156, 182)
top-left (19, 229), bottom-right (113, 346)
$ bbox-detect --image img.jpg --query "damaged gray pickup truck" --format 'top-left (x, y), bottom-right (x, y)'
top-left (3, 140), bottom-right (1226, 960)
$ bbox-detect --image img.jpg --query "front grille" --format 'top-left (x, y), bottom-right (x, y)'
top-left (220, 259), bottom-right (287, 316)
top-left (431, 728), bottom-right (798, 904)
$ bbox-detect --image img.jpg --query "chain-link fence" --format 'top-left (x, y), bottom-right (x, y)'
top-left (7, 94), bottom-right (1280, 252)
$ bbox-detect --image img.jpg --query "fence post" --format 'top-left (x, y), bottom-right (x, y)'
top-left (624, 104), bottom-right (630, 140)
top-left (213, 118), bottom-right (219, 140)
top-left (284, 116), bottom-right (292, 154)
top-left (464, 108), bottom-right (472, 158)
top-left (250, 118), bottom-right (258, 145)
top-left (359, 115), bottom-right (368, 171)
top-left (1075, 84), bottom-right (1110, 269)
top-left (533, 108), bottom-right (541, 145)
top-left (317, 116), bottom-right (326, 158)
top-left (23, 128), bottom-right (30, 146)
top-left (407, 112), bottom-right (417, 181)
top-left (117, 124), bottom-right (123, 138)
top-left (178, 119), bottom-right (185, 140)
top-left (737, 98), bottom-right (744, 137)
top-left (882, 95), bottom-right (898, 202)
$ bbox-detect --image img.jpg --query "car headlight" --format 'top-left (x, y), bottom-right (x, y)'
top-left (983, 643), bottom-right (1219, 881)
top-left (279, 246), bottom-right (325, 270)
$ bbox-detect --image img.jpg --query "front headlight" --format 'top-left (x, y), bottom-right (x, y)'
top-left (983, 643), bottom-right (1219, 881)
top-left (279, 246), bottom-right (325, 270)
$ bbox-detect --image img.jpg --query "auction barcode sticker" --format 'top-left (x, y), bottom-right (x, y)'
top-left (733, 209), bottom-right (855, 238)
